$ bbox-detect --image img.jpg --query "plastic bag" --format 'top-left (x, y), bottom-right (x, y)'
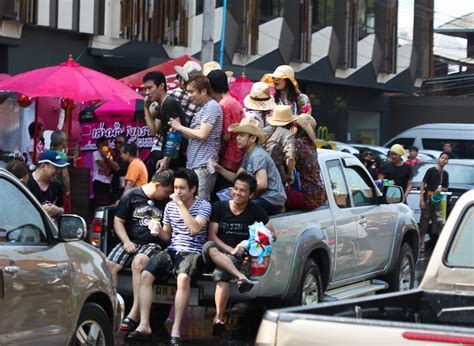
top-left (239, 222), bottom-right (273, 264)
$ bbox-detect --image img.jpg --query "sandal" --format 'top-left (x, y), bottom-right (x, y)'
top-left (120, 317), bottom-right (138, 332)
top-left (212, 321), bottom-right (226, 336)
top-left (170, 336), bottom-right (181, 345)
top-left (125, 330), bottom-right (151, 341)
top-left (237, 278), bottom-right (255, 293)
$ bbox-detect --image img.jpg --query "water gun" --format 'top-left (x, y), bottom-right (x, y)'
top-left (101, 146), bottom-right (113, 160)
top-left (239, 222), bottom-right (273, 264)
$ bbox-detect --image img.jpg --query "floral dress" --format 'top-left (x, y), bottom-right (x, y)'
top-left (295, 135), bottom-right (327, 209)
top-left (277, 93), bottom-right (312, 115)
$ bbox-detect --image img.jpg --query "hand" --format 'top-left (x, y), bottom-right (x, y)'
top-left (149, 102), bottom-right (159, 117)
top-left (168, 118), bottom-right (182, 131)
top-left (230, 245), bottom-right (245, 256)
top-left (156, 156), bottom-right (171, 171)
top-left (144, 95), bottom-right (152, 108)
top-left (170, 193), bottom-right (183, 205)
top-left (123, 240), bottom-right (138, 254)
top-left (148, 219), bottom-right (162, 235)
top-left (420, 200), bottom-right (425, 209)
top-left (287, 174), bottom-right (295, 186)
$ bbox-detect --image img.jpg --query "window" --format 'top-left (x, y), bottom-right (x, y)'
top-left (312, 0), bottom-right (335, 32)
top-left (386, 138), bottom-right (414, 149)
top-left (327, 160), bottom-right (350, 209)
top-left (0, 179), bottom-right (47, 245)
top-left (345, 167), bottom-right (376, 206)
top-left (357, 0), bottom-right (375, 40)
top-left (422, 139), bottom-right (474, 159)
top-left (446, 205), bottom-right (474, 268)
top-left (196, 0), bottom-right (224, 15)
top-left (259, 0), bottom-right (285, 24)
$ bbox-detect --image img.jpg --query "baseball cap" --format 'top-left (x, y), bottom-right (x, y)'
top-left (38, 150), bottom-right (69, 168)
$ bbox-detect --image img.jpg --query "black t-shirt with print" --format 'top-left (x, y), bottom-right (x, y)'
top-left (210, 201), bottom-right (270, 248)
top-left (27, 174), bottom-right (63, 207)
top-left (115, 187), bottom-right (168, 246)
top-left (381, 162), bottom-right (413, 192)
top-left (422, 167), bottom-right (449, 201)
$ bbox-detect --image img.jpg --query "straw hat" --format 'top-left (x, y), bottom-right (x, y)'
top-left (260, 65), bottom-right (300, 92)
top-left (202, 61), bottom-right (222, 76)
top-left (295, 113), bottom-right (317, 142)
top-left (174, 61), bottom-right (202, 82)
top-left (243, 82), bottom-right (276, 111)
top-left (390, 144), bottom-right (405, 156)
top-left (228, 118), bottom-right (267, 144)
top-left (266, 105), bottom-right (297, 126)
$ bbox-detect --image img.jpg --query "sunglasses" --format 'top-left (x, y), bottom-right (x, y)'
top-left (364, 152), bottom-right (373, 156)
top-left (115, 140), bottom-right (125, 145)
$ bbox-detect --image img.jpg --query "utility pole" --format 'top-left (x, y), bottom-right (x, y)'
top-left (201, 0), bottom-right (215, 63)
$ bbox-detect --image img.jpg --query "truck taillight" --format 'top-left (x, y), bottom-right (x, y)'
top-left (402, 332), bottom-right (474, 344)
top-left (250, 256), bottom-right (270, 276)
top-left (90, 218), bottom-right (102, 248)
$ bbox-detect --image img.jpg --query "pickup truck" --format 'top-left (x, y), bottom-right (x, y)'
top-left (90, 150), bottom-right (419, 313)
top-left (256, 189), bottom-right (474, 345)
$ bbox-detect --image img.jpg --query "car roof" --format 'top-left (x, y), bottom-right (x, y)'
top-left (351, 144), bottom-right (389, 154)
top-left (403, 123), bottom-right (474, 131)
top-left (417, 159), bottom-right (474, 166)
top-left (318, 148), bottom-right (357, 161)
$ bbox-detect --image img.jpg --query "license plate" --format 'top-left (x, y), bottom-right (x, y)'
top-left (153, 285), bottom-right (200, 305)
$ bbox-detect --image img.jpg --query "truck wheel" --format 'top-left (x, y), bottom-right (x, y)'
top-left (386, 243), bottom-right (415, 292)
top-left (294, 259), bottom-right (323, 306)
top-left (73, 303), bottom-right (113, 346)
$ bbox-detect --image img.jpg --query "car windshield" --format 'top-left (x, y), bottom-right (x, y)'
top-left (412, 163), bottom-right (474, 185)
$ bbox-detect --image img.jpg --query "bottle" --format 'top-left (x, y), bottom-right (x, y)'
top-left (164, 131), bottom-right (182, 159)
top-left (293, 170), bottom-right (302, 192)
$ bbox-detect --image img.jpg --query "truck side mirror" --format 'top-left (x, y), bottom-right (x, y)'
top-left (384, 186), bottom-right (404, 204)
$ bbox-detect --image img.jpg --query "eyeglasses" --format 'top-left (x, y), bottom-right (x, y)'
top-left (364, 152), bottom-right (373, 156)
top-left (115, 141), bottom-right (125, 145)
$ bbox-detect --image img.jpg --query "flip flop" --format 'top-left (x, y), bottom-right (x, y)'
top-left (170, 336), bottom-right (181, 345)
top-left (125, 330), bottom-right (151, 341)
top-left (212, 321), bottom-right (226, 336)
top-left (237, 278), bottom-right (255, 293)
top-left (120, 317), bottom-right (138, 332)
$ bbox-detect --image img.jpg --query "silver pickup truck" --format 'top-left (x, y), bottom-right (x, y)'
top-left (91, 150), bottom-right (419, 312)
top-left (256, 189), bottom-right (474, 346)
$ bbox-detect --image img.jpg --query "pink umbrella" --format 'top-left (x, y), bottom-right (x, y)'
top-left (229, 73), bottom-right (253, 107)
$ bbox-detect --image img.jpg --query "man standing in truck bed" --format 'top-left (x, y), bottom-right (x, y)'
top-left (106, 169), bottom-right (175, 332)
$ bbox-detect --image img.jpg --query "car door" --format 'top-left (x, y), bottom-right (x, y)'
top-left (343, 164), bottom-right (395, 276)
top-left (0, 175), bottom-right (71, 345)
top-left (326, 159), bottom-right (358, 282)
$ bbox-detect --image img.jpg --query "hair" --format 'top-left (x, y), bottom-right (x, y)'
top-left (187, 74), bottom-right (211, 96)
top-left (96, 136), bottom-right (108, 146)
top-left (6, 160), bottom-right (29, 180)
top-left (151, 169), bottom-right (175, 187)
top-left (409, 146), bottom-right (419, 152)
top-left (234, 172), bottom-right (257, 194)
top-left (207, 69), bottom-right (229, 94)
top-left (143, 71), bottom-right (167, 92)
top-left (274, 78), bottom-right (298, 105)
top-left (443, 141), bottom-right (452, 146)
top-left (174, 168), bottom-right (199, 195)
top-left (121, 143), bottom-right (138, 156)
top-left (50, 130), bottom-right (67, 148)
top-left (28, 122), bottom-right (43, 138)
top-left (115, 133), bottom-right (127, 141)
top-left (439, 151), bottom-right (450, 159)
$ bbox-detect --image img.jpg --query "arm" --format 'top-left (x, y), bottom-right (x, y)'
top-left (216, 165), bottom-right (245, 183)
top-left (208, 221), bottom-right (234, 254)
top-left (159, 224), bottom-right (172, 243)
top-left (113, 216), bottom-right (137, 254)
top-left (265, 220), bottom-right (277, 242)
top-left (286, 157), bottom-right (296, 185)
top-left (419, 179), bottom-right (426, 208)
top-left (61, 168), bottom-right (71, 195)
top-left (404, 178), bottom-right (413, 202)
top-left (104, 154), bottom-right (119, 171)
top-left (144, 99), bottom-right (161, 136)
top-left (170, 120), bottom-right (214, 141)
top-left (176, 201), bottom-right (207, 235)
top-left (255, 169), bottom-right (268, 195)
top-left (123, 180), bottom-right (135, 193)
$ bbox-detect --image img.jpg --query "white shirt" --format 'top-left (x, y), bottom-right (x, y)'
top-left (92, 150), bottom-right (111, 184)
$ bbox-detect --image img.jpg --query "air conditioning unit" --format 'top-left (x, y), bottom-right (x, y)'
top-left (0, 0), bottom-right (18, 20)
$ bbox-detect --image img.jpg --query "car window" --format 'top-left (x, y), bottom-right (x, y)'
top-left (0, 178), bottom-right (47, 245)
top-left (345, 167), bottom-right (376, 206)
top-left (446, 205), bottom-right (474, 268)
top-left (412, 163), bottom-right (474, 185)
top-left (387, 138), bottom-right (414, 149)
top-left (327, 160), bottom-right (351, 209)
top-left (422, 139), bottom-right (474, 159)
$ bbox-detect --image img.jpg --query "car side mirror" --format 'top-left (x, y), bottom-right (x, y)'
top-left (58, 215), bottom-right (87, 242)
top-left (384, 186), bottom-right (404, 204)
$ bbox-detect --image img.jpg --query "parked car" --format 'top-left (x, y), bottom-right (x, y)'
top-left (0, 169), bottom-right (124, 345)
top-left (407, 159), bottom-right (474, 222)
top-left (418, 149), bottom-right (442, 160)
top-left (384, 123), bottom-right (474, 159)
top-left (91, 150), bottom-right (419, 316)
top-left (256, 189), bottom-right (474, 346)
top-left (351, 144), bottom-right (388, 163)
top-left (333, 141), bottom-right (359, 155)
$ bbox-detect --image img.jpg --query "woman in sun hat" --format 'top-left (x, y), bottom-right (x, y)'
top-left (261, 65), bottom-right (312, 115)
top-left (243, 82), bottom-right (276, 128)
top-left (286, 114), bottom-right (327, 210)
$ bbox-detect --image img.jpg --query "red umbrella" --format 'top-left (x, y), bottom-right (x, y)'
top-left (0, 55), bottom-right (142, 102)
top-left (229, 73), bottom-right (253, 107)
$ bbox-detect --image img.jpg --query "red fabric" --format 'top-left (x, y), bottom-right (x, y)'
top-left (285, 188), bottom-right (308, 210)
top-left (218, 96), bottom-right (244, 172)
top-left (121, 55), bottom-right (200, 90)
top-left (229, 76), bottom-right (253, 107)
top-left (63, 193), bottom-right (72, 214)
top-left (0, 57), bottom-right (142, 102)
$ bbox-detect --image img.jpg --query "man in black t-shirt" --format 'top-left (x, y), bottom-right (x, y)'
top-left (106, 169), bottom-right (174, 332)
top-left (202, 173), bottom-right (276, 336)
top-left (419, 152), bottom-right (450, 251)
top-left (143, 71), bottom-right (186, 174)
top-left (379, 144), bottom-right (413, 201)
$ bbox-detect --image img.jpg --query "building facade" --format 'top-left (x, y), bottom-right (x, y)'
top-left (0, 0), bottom-right (434, 144)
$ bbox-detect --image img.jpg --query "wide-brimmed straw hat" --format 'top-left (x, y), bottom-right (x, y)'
top-left (174, 61), bottom-right (202, 82)
top-left (295, 113), bottom-right (317, 142)
top-left (267, 105), bottom-right (297, 126)
top-left (202, 61), bottom-right (222, 76)
top-left (228, 118), bottom-right (267, 144)
top-left (260, 65), bottom-right (300, 93)
top-left (243, 82), bottom-right (276, 111)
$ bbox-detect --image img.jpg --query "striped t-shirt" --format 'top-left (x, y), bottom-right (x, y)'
top-left (186, 99), bottom-right (223, 169)
top-left (164, 198), bottom-right (212, 253)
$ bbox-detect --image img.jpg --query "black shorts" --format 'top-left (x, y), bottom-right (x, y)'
top-left (107, 243), bottom-right (162, 268)
top-left (144, 249), bottom-right (203, 281)
top-left (202, 241), bottom-right (243, 282)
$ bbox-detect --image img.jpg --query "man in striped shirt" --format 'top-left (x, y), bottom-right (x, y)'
top-left (127, 169), bottom-right (212, 343)
top-left (169, 75), bottom-right (223, 201)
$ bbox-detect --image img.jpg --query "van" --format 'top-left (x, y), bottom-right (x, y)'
top-left (384, 123), bottom-right (474, 159)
